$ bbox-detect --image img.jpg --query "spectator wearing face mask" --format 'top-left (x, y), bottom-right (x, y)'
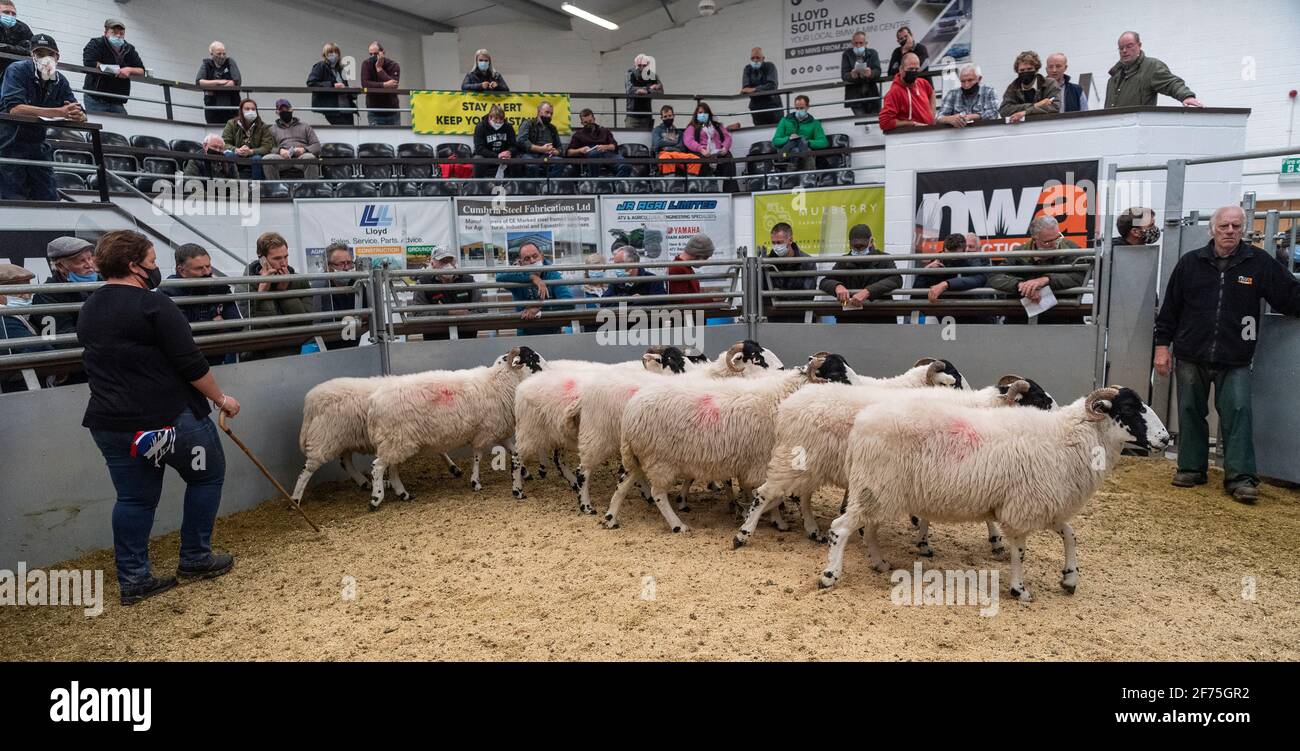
top-left (517, 101), bottom-right (566, 179)
top-left (30, 236), bottom-right (97, 339)
top-left (162, 244), bottom-right (240, 365)
top-left (878, 52), bottom-right (934, 131)
top-left (361, 41), bottom-right (401, 126)
top-left (683, 102), bottom-right (734, 179)
top-left (0, 262), bottom-right (53, 388)
top-left (819, 224), bottom-right (901, 308)
top-left (0, 33), bottom-right (83, 201)
top-left (307, 42), bottom-right (356, 125)
top-left (1114, 207), bottom-right (1161, 246)
top-left (81, 18), bottom-right (144, 115)
top-left (494, 241), bottom-right (576, 336)
top-left (742, 47), bottom-right (782, 126)
top-left (462, 49), bottom-right (508, 92)
top-left (1045, 53), bottom-right (1087, 113)
top-left (763, 223), bottom-right (817, 323)
top-left (196, 41), bottom-right (241, 125)
top-left (886, 26), bottom-right (928, 78)
top-left (771, 94), bottom-right (828, 173)
top-left (999, 51), bottom-right (1061, 123)
top-left (183, 134), bottom-right (238, 180)
top-left (918, 232), bottom-right (995, 323)
top-left (567, 108), bottom-right (631, 178)
top-left (311, 243), bottom-right (367, 349)
top-left (413, 248), bottom-right (482, 339)
top-left (222, 97), bottom-right (274, 180)
top-left (652, 105), bottom-right (699, 176)
top-left (625, 53), bottom-right (662, 129)
top-left (473, 104), bottom-right (518, 179)
top-left (936, 64), bottom-right (999, 128)
top-left (263, 98), bottom-right (321, 181)
top-left (0, 1), bottom-right (33, 81)
top-left (602, 246), bottom-right (665, 306)
top-left (840, 31), bottom-right (881, 117)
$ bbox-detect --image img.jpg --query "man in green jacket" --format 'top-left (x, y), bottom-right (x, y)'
top-left (771, 94), bottom-right (828, 172)
top-left (987, 216), bottom-right (1087, 304)
top-left (1105, 31), bottom-right (1201, 108)
top-left (245, 231), bottom-right (312, 359)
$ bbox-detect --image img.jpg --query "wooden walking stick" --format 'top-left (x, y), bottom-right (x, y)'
top-left (218, 412), bottom-right (321, 533)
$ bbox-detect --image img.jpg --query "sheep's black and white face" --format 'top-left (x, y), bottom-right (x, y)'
top-left (1101, 388), bottom-right (1169, 450)
top-left (657, 346), bottom-right (688, 374)
top-left (685, 350), bottom-right (709, 365)
top-left (937, 359), bottom-right (966, 390)
top-left (511, 346), bottom-right (545, 373)
top-left (813, 353), bottom-right (853, 384)
top-left (1000, 378), bottom-right (1057, 410)
top-left (740, 340), bottom-right (772, 369)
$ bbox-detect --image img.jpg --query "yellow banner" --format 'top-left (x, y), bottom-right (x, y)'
top-left (410, 91), bottom-right (572, 136)
top-left (752, 186), bottom-right (885, 256)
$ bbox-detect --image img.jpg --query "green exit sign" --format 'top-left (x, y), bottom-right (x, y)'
top-left (1283, 157), bottom-right (1300, 174)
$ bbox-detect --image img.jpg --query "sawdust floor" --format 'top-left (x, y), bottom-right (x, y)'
top-left (2, 454), bottom-right (1297, 661)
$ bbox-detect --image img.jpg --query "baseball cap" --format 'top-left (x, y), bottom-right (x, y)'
top-left (275, 98), bottom-right (292, 109)
top-left (30, 34), bottom-right (58, 54)
top-left (432, 248), bottom-right (456, 262)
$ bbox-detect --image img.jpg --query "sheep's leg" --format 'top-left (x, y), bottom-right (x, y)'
top-left (553, 449), bottom-right (579, 490)
top-left (603, 473), bottom-right (639, 529)
top-left (340, 452), bottom-right (370, 488)
top-left (649, 483), bottom-right (690, 534)
top-left (574, 463), bottom-right (594, 515)
top-left (1007, 534), bottom-right (1032, 602)
top-left (796, 494), bottom-right (823, 542)
top-left (675, 478), bottom-right (692, 512)
top-left (388, 467), bottom-right (412, 501)
top-left (292, 458), bottom-right (322, 504)
top-left (707, 480), bottom-right (724, 492)
top-left (442, 452), bottom-right (463, 478)
top-left (819, 495), bottom-right (868, 588)
top-left (911, 517), bottom-right (934, 557)
top-left (1056, 522), bottom-right (1078, 594)
top-left (469, 451), bottom-right (482, 491)
top-left (503, 437), bottom-right (524, 499)
top-left (861, 522), bottom-right (888, 573)
top-left (734, 486), bottom-right (782, 547)
top-left (987, 520), bottom-right (1007, 559)
top-left (766, 490), bottom-right (791, 531)
top-left (369, 457), bottom-right (389, 510)
top-left (520, 464), bottom-right (532, 481)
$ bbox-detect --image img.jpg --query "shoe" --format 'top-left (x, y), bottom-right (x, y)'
top-left (121, 575), bottom-right (178, 605)
top-left (1228, 483), bottom-right (1259, 504)
top-left (177, 551), bottom-right (234, 581)
top-left (1171, 471), bottom-right (1207, 487)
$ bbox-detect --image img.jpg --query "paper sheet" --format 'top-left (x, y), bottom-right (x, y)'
top-left (98, 63), bottom-right (121, 74)
top-left (1020, 285), bottom-right (1058, 317)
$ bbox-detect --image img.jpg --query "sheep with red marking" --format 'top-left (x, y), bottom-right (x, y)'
top-left (819, 386), bottom-right (1170, 600)
top-left (733, 373), bottom-right (1056, 549)
top-left (364, 347), bottom-right (545, 510)
top-left (607, 353), bottom-right (853, 533)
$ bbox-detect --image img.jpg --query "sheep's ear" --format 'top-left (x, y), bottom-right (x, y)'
top-left (728, 351), bottom-right (746, 371)
top-left (641, 352), bottom-right (662, 369)
top-left (510, 356), bottom-right (524, 369)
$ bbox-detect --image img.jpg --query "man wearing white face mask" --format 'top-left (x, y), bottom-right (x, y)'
top-left (763, 222), bottom-right (817, 323)
top-left (0, 33), bottom-right (83, 201)
top-left (0, 1), bottom-right (34, 82)
top-left (0, 262), bottom-right (53, 389)
top-left (82, 19), bottom-right (144, 115)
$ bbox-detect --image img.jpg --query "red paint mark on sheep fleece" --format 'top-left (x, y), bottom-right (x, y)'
top-left (694, 395), bottom-right (721, 426)
top-left (943, 418), bottom-right (982, 459)
top-left (561, 378), bottom-right (580, 403)
top-left (624, 384), bottom-right (640, 398)
top-left (425, 383), bottom-right (456, 407)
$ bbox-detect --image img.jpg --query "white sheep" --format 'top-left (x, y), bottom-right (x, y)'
top-left (292, 376), bottom-right (465, 504)
top-left (365, 346), bottom-right (546, 510)
top-left (733, 374), bottom-right (1056, 549)
top-left (819, 386), bottom-right (1170, 600)
top-left (608, 353), bottom-right (854, 533)
top-left (853, 357), bottom-right (971, 389)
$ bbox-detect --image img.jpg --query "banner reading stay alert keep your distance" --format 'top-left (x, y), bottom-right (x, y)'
top-left (411, 91), bottom-right (572, 136)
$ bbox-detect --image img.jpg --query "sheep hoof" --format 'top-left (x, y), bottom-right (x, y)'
top-left (808, 531), bottom-right (827, 544)
top-left (871, 560), bottom-right (891, 573)
top-left (512, 488), bottom-right (525, 499)
top-left (471, 480), bottom-right (482, 492)
top-left (818, 572), bottom-right (837, 589)
top-left (569, 482), bottom-right (580, 492)
top-left (1061, 582), bottom-right (1077, 595)
top-left (732, 534), bottom-right (748, 549)
top-left (602, 519), bottom-right (620, 530)
top-left (520, 466), bottom-right (532, 481)
top-left (909, 515), bottom-right (920, 527)
top-left (449, 466), bottom-right (463, 478)
top-left (536, 466), bottom-right (547, 479)
top-left (357, 479), bottom-right (371, 490)
top-left (914, 543), bottom-right (934, 557)
top-left (1009, 586), bottom-right (1034, 603)
top-left (368, 500), bottom-right (381, 512)
top-left (677, 504), bottom-right (690, 513)
top-left (578, 504), bottom-right (594, 515)
top-left (397, 491), bottom-right (413, 502)
top-left (991, 547), bottom-right (1009, 560)
top-left (707, 481), bottom-right (723, 492)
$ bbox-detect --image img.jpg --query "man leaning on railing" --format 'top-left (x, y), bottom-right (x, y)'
top-left (0, 33), bottom-right (82, 201)
top-left (986, 216), bottom-right (1085, 307)
top-left (819, 224), bottom-right (901, 310)
top-left (163, 243), bottom-right (239, 366)
top-left (0, 261), bottom-right (52, 392)
top-left (411, 248), bottom-right (481, 341)
top-left (495, 242), bottom-right (575, 336)
top-left (244, 231), bottom-right (312, 360)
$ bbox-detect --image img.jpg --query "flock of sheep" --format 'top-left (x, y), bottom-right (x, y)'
top-left (291, 340), bottom-right (1170, 602)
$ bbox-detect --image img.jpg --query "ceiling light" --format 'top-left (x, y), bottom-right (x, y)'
top-left (561, 3), bottom-right (619, 30)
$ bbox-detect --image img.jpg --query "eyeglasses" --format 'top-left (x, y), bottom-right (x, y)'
top-left (330, 261), bottom-right (354, 269)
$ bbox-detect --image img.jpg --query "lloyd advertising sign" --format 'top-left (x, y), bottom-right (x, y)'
top-left (913, 160), bottom-right (1100, 253)
top-left (295, 197), bottom-right (455, 273)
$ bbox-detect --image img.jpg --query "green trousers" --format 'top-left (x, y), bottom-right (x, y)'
top-left (1175, 360), bottom-right (1257, 487)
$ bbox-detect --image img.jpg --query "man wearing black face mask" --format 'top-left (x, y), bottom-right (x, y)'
top-left (263, 98), bottom-right (321, 181)
top-left (163, 244), bottom-right (240, 365)
top-left (1113, 207), bottom-right (1161, 246)
top-left (184, 133), bottom-right (238, 180)
top-left (517, 101), bottom-right (567, 179)
top-left (879, 52), bottom-right (934, 132)
top-left (195, 41), bottom-right (241, 124)
top-left (566, 108), bottom-right (631, 178)
top-left (999, 51), bottom-right (1060, 122)
top-left (937, 64), bottom-right (999, 127)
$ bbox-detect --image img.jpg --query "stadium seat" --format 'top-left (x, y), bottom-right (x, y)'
top-left (53, 172), bottom-right (86, 190)
top-left (142, 157), bottom-right (179, 178)
top-left (103, 155), bottom-right (139, 174)
top-left (47, 128), bottom-right (86, 143)
top-left (100, 132), bottom-right (130, 148)
top-left (816, 133), bottom-right (851, 172)
top-left (293, 182), bottom-right (334, 199)
top-left (357, 143), bottom-right (395, 158)
top-left (398, 143), bottom-right (435, 183)
top-left (261, 181), bottom-right (292, 199)
top-left (619, 143), bottom-right (651, 177)
top-left (170, 139), bottom-right (203, 154)
top-left (320, 143), bottom-right (356, 158)
top-left (130, 135), bottom-right (170, 152)
top-left (745, 141), bottom-right (777, 177)
top-left (337, 182), bottom-right (379, 198)
top-left (358, 143), bottom-right (395, 184)
top-left (53, 149), bottom-right (93, 165)
top-left (435, 143), bottom-right (472, 161)
top-left (688, 179), bottom-right (723, 193)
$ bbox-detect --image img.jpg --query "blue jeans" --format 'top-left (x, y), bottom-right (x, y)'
top-left (225, 150), bottom-right (264, 180)
top-left (368, 112), bottom-right (400, 126)
top-left (84, 95), bottom-right (128, 115)
top-left (579, 149), bottom-right (631, 178)
top-left (0, 142), bottom-right (56, 200)
top-left (520, 153), bottom-right (568, 179)
top-left (89, 408), bottom-right (226, 589)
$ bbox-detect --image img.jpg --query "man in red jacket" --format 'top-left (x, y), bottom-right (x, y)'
top-left (879, 52), bottom-right (935, 131)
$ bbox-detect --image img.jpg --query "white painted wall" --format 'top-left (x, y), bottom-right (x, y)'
top-left (26, 0), bottom-right (426, 124)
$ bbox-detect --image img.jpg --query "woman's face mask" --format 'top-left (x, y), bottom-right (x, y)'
top-left (242, 109), bottom-right (257, 121)
top-left (696, 112), bottom-right (709, 123)
top-left (326, 53), bottom-right (339, 65)
top-left (477, 59), bottom-right (490, 71)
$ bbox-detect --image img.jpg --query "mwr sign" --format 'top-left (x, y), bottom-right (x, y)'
top-left (913, 160), bottom-right (1100, 253)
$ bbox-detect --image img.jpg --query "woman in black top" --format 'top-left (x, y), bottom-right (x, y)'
top-left (78, 230), bottom-right (242, 605)
top-left (306, 42), bottom-right (357, 125)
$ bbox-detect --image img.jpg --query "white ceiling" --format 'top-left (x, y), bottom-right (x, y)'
top-left (370, 0), bottom-right (746, 34)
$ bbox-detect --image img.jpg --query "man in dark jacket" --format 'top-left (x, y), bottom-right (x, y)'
top-left (0, 33), bottom-right (83, 201)
top-left (246, 232), bottom-right (312, 360)
top-left (886, 26), bottom-right (928, 78)
top-left (602, 246), bottom-right (665, 305)
top-left (1113, 206), bottom-right (1160, 246)
top-left (306, 44), bottom-right (355, 125)
top-left (82, 18), bottom-right (145, 114)
top-left (195, 41), bottom-right (241, 125)
top-left (917, 232), bottom-right (993, 323)
top-left (1045, 52), bottom-right (1087, 112)
top-left (162, 244), bottom-right (240, 365)
top-left (819, 224), bottom-right (900, 307)
top-left (31, 236), bottom-right (96, 338)
top-left (1153, 205), bottom-right (1300, 502)
top-left (999, 51), bottom-right (1061, 122)
top-left (360, 40), bottom-right (401, 125)
top-left (566, 108), bottom-right (631, 178)
top-left (412, 249), bottom-right (482, 340)
top-left (840, 32), bottom-right (881, 116)
top-left (0, 1), bottom-right (33, 81)
top-left (183, 134), bottom-right (239, 180)
top-left (763, 222), bottom-right (817, 323)
top-left (311, 243), bottom-right (366, 349)
top-left (0, 261), bottom-right (52, 392)
top-left (743, 47), bottom-right (782, 126)
top-left (473, 104), bottom-right (517, 179)
top-left (517, 101), bottom-right (566, 179)
top-left (987, 216), bottom-right (1086, 300)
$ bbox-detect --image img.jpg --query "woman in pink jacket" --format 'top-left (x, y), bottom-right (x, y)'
top-left (683, 102), bottom-right (735, 178)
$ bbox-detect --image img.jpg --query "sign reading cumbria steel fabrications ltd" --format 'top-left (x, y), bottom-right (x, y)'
top-left (782, 0), bottom-right (973, 85)
top-left (912, 160), bottom-right (1101, 254)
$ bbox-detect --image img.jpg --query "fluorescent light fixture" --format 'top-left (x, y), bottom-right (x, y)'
top-left (561, 3), bottom-right (619, 30)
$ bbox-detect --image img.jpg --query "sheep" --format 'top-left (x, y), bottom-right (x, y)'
top-left (733, 374), bottom-right (1057, 550)
top-left (364, 346), bottom-right (546, 510)
top-left (818, 385), bottom-right (1170, 600)
top-left (291, 376), bottom-right (466, 504)
top-left (853, 357), bottom-right (970, 390)
top-left (607, 353), bottom-right (853, 533)
top-left (513, 340), bottom-right (781, 496)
